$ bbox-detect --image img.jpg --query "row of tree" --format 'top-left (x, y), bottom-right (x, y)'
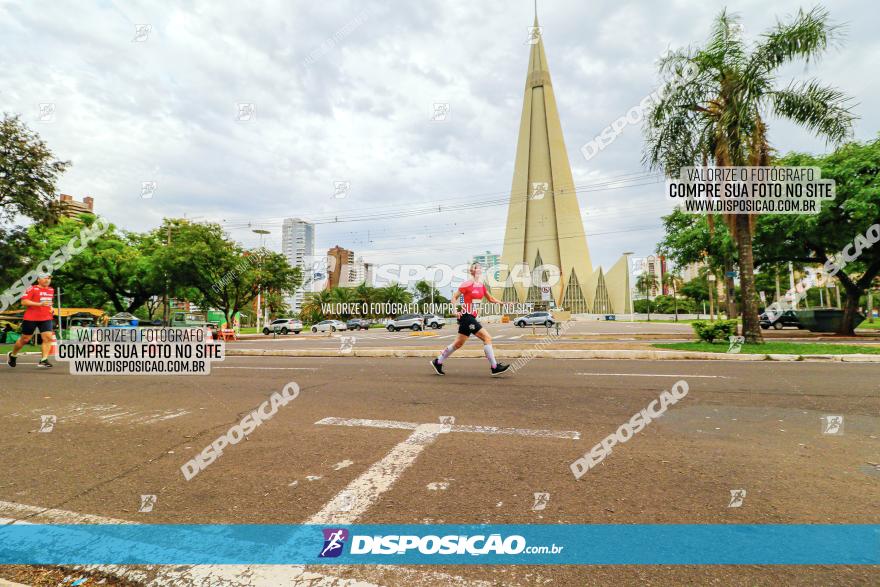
top-left (655, 137), bottom-right (879, 334)
top-left (2, 215), bottom-right (301, 328)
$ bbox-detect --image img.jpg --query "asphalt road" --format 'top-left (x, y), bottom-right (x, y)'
top-left (233, 321), bottom-right (880, 350)
top-left (1, 355), bottom-right (878, 586)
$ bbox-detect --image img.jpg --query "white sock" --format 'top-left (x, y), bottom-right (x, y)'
top-left (437, 344), bottom-right (456, 364)
top-left (483, 344), bottom-right (497, 369)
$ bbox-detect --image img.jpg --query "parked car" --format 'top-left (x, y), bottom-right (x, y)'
top-left (311, 319), bottom-right (348, 333)
top-left (346, 318), bottom-right (370, 330)
top-left (387, 314), bottom-right (425, 331)
top-left (422, 313), bottom-right (445, 329)
top-left (513, 311), bottom-right (556, 327)
top-left (263, 318), bottom-right (302, 335)
top-left (760, 310), bottom-right (802, 330)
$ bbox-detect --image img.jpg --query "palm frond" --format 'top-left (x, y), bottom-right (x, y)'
top-left (749, 6), bottom-right (843, 73)
top-left (771, 79), bottom-right (857, 144)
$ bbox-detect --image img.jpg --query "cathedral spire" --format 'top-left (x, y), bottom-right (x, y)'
top-left (498, 16), bottom-right (594, 313)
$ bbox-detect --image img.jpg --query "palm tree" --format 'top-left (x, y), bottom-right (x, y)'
top-left (645, 7), bottom-right (855, 342)
top-left (300, 290), bottom-right (333, 323)
top-left (635, 273), bottom-right (657, 321)
top-left (380, 283), bottom-right (413, 306)
top-left (662, 271), bottom-right (682, 321)
top-left (353, 282), bottom-right (377, 318)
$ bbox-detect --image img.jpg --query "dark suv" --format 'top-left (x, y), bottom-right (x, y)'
top-left (346, 318), bottom-right (370, 330)
top-left (760, 310), bottom-right (802, 330)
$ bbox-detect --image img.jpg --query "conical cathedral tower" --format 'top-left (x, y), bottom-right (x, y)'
top-left (498, 16), bottom-right (595, 313)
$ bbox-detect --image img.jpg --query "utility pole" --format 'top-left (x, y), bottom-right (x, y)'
top-left (163, 223), bottom-right (171, 326)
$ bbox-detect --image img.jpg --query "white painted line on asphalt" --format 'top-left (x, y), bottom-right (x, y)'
top-left (577, 372), bottom-right (728, 378)
top-left (311, 417), bottom-right (580, 525)
top-left (306, 423), bottom-right (446, 525)
top-left (0, 500), bottom-right (486, 586)
top-left (315, 417), bottom-right (418, 430)
top-left (449, 424), bottom-right (580, 439)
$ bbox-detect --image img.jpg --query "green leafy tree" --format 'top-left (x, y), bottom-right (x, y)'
top-left (0, 114), bottom-right (70, 223)
top-left (158, 220), bottom-right (300, 327)
top-left (0, 226), bottom-right (32, 290)
top-left (24, 215), bottom-right (159, 312)
top-left (645, 7), bottom-right (855, 342)
top-left (754, 138), bottom-right (880, 334)
top-left (413, 279), bottom-right (449, 312)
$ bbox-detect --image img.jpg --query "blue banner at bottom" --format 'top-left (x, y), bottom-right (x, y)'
top-left (0, 524), bottom-right (877, 565)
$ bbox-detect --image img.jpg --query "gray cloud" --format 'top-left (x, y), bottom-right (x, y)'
top-left (2, 0), bottom-right (876, 298)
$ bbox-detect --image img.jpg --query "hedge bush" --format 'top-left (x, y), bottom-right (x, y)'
top-left (691, 319), bottom-right (739, 343)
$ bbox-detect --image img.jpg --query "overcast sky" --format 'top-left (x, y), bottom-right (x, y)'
top-left (2, 0), bottom-right (877, 294)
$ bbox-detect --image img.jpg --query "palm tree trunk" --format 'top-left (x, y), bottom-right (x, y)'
top-left (734, 215), bottom-right (763, 343)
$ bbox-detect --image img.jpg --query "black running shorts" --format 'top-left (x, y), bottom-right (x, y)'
top-left (21, 320), bottom-right (54, 336)
top-left (457, 313), bottom-right (483, 336)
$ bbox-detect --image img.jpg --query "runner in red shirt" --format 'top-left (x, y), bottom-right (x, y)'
top-left (7, 273), bottom-right (56, 369)
top-left (431, 263), bottom-right (509, 376)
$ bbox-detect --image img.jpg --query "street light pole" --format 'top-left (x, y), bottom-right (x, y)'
top-left (252, 229), bottom-right (271, 331)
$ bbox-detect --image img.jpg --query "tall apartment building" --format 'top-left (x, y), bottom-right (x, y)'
top-left (326, 245), bottom-right (355, 289)
top-left (281, 218), bottom-right (315, 312)
top-left (56, 194), bottom-right (95, 218)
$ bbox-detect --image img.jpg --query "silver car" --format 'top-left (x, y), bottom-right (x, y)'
top-left (387, 314), bottom-right (424, 331)
top-left (311, 319), bottom-right (348, 333)
top-left (263, 318), bottom-right (302, 335)
top-left (513, 311), bottom-right (556, 327)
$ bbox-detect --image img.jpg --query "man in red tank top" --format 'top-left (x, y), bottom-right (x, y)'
top-left (432, 263), bottom-right (509, 376)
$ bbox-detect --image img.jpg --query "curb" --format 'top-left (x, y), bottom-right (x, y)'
top-left (225, 348), bottom-right (880, 362)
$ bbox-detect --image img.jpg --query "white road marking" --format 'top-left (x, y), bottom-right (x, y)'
top-left (0, 500), bottom-right (490, 586)
top-left (333, 459), bottom-right (354, 470)
top-left (311, 416), bottom-right (580, 525)
top-left (315, 417), bottom-right (580, 440)
top-left (577, 372), bottom-right (728, 379)
top-left (307, 423), bottom-right (446, 524)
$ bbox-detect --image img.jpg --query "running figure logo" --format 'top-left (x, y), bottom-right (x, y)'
top-left (339, 336), bottom-right (356, 354)
top-left (727, 335), bottom-right (745, 353)
top-left (531, 492), bottom-right (550, 511)
top-left (39, 415), bottom-right (56, 433)
top-left (138, 494), bottom-right (157, 513)
top-left (319, 528), bottom-right (349, 558)
top-left (727, 489), bottom-right (746, 508)
top-left (821, 415), bottom-right (844, 435)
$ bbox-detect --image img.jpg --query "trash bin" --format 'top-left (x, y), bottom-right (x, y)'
top-left (796, 309), bottom-right (865, 332)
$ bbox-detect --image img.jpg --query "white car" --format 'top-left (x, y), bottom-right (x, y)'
top-left (311, 319), bottom-right (348, 333)
top-left (263, 318), bottom-right (302, 335)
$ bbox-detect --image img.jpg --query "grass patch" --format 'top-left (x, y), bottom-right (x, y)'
top-left (654, 341), bottom-right (880, 355)
top-left (856, 320), bottom-right (880, 330)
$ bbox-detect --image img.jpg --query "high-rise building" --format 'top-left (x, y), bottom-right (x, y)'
top-left (281, 218), bottom-right (315, 312)
top-left (56, 194), bottom-right (95, 218)
top-left (497, 16), bottom-right (630, 314)
top-left (326, 245), bottom-right (355, 289)
top-left (326, 246), bottom-right (371, 288)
